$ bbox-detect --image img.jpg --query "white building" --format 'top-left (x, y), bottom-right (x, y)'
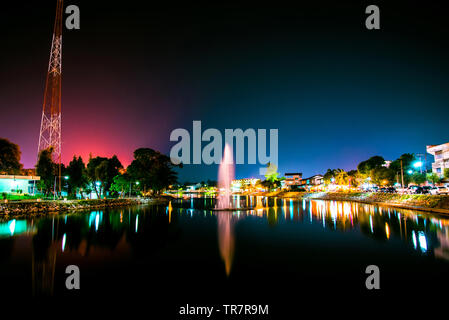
top-left (427, 142), bottom-right (449, 177)
top-left (0, 175), bottom-right (40, 195)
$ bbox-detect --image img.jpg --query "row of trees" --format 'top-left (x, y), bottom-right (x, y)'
top-left (323, 154), bottom-right (449, 187)
top-left (0, 138), bottom-right (180, 198)
top-left (38, 148), bottom-right (179, 198)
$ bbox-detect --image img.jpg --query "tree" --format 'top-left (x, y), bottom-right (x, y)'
top-left (410, 172), bottom-right (426, 185)
top-left (260, 163), bottom-right (284, 191)
top-left (445, 168), bottom-right (449, 180)
top-left (347, 170), bottom-right (359, 187)
top-left (323, 169), bottom-right (337, 184)
top-left (390, 153), bottom-right (415, 173)
top-left (370, 166), bottom-right (394, 186)
top-left (324, 168), bottom-right (350, 185)
top-left (86, 155), bottom-right (123, 198)
top-left (357, 156), bottom-right (385, 175)
top-left (335, 169), bottom-right (349, 185)
top-left (110, 173), bottom-right (131, 198)
top-left (65, 156), bottom-right (88, 198)
top-left (0, 138), bottom-right (23, 174)
top-left (388, 154), bottom-right (416, 186)
top-left (36, 147), bottom-right (56, 195)
top-left (127, 148), bottom-right (180, 194)
top-left (426, 172), bottom-right (440, 185)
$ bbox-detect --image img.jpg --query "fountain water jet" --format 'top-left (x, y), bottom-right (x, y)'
top-left (216, 144), bottom-right (235, 209)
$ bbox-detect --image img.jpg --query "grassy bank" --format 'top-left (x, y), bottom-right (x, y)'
top-left (0, 197), bottom-right (167, 217)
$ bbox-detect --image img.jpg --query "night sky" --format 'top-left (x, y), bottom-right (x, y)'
top-left (1, 1), bottom-right (448, 182)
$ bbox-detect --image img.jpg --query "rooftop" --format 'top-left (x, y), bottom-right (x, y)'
top-left (0, 175), bottom-right (40, 181)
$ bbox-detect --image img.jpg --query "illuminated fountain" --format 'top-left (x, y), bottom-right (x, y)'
top-left (216, 144), bottom-right (235, 210)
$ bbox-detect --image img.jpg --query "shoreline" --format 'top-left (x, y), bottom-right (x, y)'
top-left (307, 194), bottom-right (449, 216)
top-left (0, 197), bottom-right (169, 218)
top-left (2, 192), bottom-right (449, 217)
top-left (243, 191), bottom-right (449, 216)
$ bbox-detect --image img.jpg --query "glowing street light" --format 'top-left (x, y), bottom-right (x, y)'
top-left (407, 169), bottom-right (413, 174)
top-left (413, 161), bottom-right (423, 174)
top-left (413, 161), bottom-right (423, 168)
top-left (64, 176), bottom-right (69, 180)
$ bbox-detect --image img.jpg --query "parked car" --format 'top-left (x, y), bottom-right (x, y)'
top-left (363, 186), bottom-right (378, 192)
top-left (409, 186), bottom-right (425, 194)
top-left (385, 187), bottom-right (396, 193)
top-left (396, 188), bottom-right (408, 194)
top-left (430, 186), bottom-right (449, 195)
top-left (422, 186), bottom-right (432, 194)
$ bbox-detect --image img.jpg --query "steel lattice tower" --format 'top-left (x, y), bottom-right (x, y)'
top-left (38, 0), bottom-right (63, 193)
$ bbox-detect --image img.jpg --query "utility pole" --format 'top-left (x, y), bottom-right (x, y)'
top-left (425, 153), bottom-right (427, 173)
top-left (401, 159), bottom-right (405, 189)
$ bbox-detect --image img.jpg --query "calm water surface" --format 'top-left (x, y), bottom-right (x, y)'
top-left (1, 196), bottom-right (449, 307)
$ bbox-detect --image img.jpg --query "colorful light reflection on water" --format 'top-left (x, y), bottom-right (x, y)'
top-left (1, 197), bottom-right (449, 297)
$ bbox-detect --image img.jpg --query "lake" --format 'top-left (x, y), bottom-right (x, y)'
top-left (1, 196), bottom-right (449, 314)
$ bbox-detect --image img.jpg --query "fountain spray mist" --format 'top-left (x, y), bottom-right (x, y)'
top-left (216, 143), bottom-right (235, 209)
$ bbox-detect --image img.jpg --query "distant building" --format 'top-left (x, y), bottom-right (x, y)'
top-left (231, 178), bottom-right (260, 192)
top-left (0, 175), bottom-right (40, 194)
top-left (382, 161), bottom-right (392, 168)
top-left (427, 142), bottom-right (449, 176)
top-left (284, 173), bottom-right (302, 186)
top-left (186, 183), bottom-right (202, 191)
top-left (299, 175), bottom-right (324, 187)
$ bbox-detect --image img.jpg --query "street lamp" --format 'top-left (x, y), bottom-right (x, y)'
top-left (407, 169), bottom-right (413, 175)
top-left (413, 161), bottom-right (423, 174)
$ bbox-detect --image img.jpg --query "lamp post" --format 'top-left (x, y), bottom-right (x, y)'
top-left (64, 176), bottom-right (69, 198)
top-left (96, 181), bottom-right (101, 199)
top-left (413, 161), bottom-right (423, 174)
top-left (129, 181), bottom-right (139, 198)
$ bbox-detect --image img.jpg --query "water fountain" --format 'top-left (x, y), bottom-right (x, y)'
top-left (215, 143), bottom-right (252, 211)
top-left (216, 144), bottom-right (234, 210)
